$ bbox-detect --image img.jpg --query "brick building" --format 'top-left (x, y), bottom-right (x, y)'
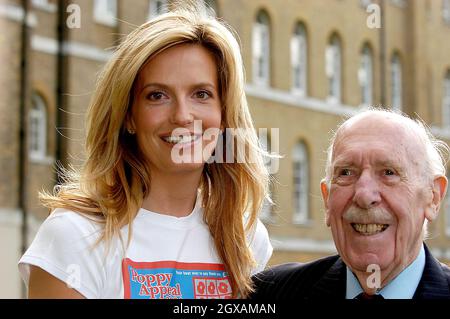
top-left (1, 0), bottom-right (450, 298)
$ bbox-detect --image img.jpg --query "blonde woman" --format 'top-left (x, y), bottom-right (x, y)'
top-left (18, 5), bottom-right (272, 299)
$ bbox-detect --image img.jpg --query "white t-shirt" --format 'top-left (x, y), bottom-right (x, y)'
top-left (18, 197), bottom-right (272, 299)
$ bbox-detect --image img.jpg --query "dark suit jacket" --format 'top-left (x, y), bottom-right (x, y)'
top-left (250, 244), bottom-right (450, 299)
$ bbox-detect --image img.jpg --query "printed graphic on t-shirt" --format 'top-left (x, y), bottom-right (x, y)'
top-left (122, 258), bottom-right (232, 299)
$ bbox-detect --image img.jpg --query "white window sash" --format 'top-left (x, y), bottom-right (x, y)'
top-left (148, 0), bottom-right (168, 20)
top-left (259, 133), bottom-right (273, 220)
top-left (325, 46), bottom-right (335, 78)
top-left (359, 50), bottom-right (373, 106)
top-left (446, 179), bottom-right (450, 236)
top-left (290, 36), bottom-right (300, 68)
top-left (292, 144), bottom-right (309, 224)
top-left (443, 77), bottom-right (450, 127)
top-left (94, 0), bottom-right (117, 27)
top-left (29, 99), bottom-right (47, 160)
top-left (391, 58), bottom-right (402, 110)
top-left (444, 0), bottom-right (450, 22)
top-left (291, 32), bottom-right (307, 95)
top-left (252, 22), bottom-right (269, 86)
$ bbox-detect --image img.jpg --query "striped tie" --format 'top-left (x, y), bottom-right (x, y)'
top-left (355, 292), bottom-right (384, 300)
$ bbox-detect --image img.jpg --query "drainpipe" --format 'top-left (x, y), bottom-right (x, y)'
top-left (379, 0), bottom-right (386, 107)
top-left (56, 0), bottom-right (67, 184)
top-left (19, 0), bottom-right (30, 298)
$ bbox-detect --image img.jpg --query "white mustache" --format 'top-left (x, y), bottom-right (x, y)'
top-left (343, 206), bottom-right (394, 224)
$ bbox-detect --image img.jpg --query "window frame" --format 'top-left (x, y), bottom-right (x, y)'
top-left (291, 23), bottom-right (308, 96)
top-left (292, 142), bottom-right (309, 225)
top-left (29, 94), bottom-right (48, 161)
top-left (32, 0), bottom-right (57, 12)
top-left (93, 0), bottom-right (117, 27)
top-left (359, 44), bottom-right (374, 106)
top-left (259, 130), bottom-right (274, 221)
top-left (326, 35), bottom-right (342, 104)
top-left (390, 53), bottom-right (402, 111)
top-left (252, 10), bottom-right (271, 87)
top-left (442, 71), bottom-right (450, 128)
top-left (148, 0), bottom-right (168, 20)
top-left (444, 0), bottom-right (450, 24)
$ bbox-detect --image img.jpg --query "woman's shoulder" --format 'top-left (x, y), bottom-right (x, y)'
top-left (38, 208), bottom-right (104, 243)
top-left (246, 218), bottom-right (270, 242)
top-left (247, 218), bottom-right (273, 273)
top-left (48, 208), bottom-right (102, 225)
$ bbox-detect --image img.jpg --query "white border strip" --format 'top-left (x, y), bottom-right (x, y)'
top-left (31, 34), bottom-right (58, 55)
top-left (246, 84), bottom-right (450, 142)
top-left (270, 236), bottom-right (337, 254)
top-left (31, 0), bottom-right (57, 13)
top-left (245, 84), bottom-right (361, 117)
top-left (62, 41), bottom-right (113, 62)
top-left (0, 208), bottom-right (22, 226)
top-left (0, 3), bottom-right (37, 27)
top-left (0, 208), bottom-right (44, 232)
top-left (26, 211), bottom-right (44, 238)
top-left (31, 35), bottom-right (113, 62)
top-left (429, 247), bottom-right (450, 261)
top-left (430, 126), bottom-right (450, 140)
top-left (272, 236), bottom-right (450, 261)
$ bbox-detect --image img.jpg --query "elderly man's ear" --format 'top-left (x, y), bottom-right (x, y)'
top-left (425, 176), bottom-right (448, 222)
top-left (320, 180), bottom-right (331, 226)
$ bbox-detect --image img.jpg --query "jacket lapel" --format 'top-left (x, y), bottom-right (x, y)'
top-left (308, 257), bottom-right (347, 298)
top-left (413, 245), bottom-right (450, 299)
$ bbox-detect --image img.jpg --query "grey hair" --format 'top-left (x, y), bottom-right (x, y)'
top-left (324, 108), bottom-right (449, 187)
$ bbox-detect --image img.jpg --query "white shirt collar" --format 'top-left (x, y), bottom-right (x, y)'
top-left (346, 244), bottom-right (426, 299)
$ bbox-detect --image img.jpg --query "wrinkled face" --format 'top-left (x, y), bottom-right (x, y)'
top-left (321, 115), bottom-right (438, 281)
top-left (130, 44), bottom-right (222, 174)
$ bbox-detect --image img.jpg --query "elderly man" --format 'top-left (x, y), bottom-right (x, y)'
top-left (251, 109), bottom-right (450, 299)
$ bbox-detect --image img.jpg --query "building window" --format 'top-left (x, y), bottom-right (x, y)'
top-left (446, 174), bottom-right (450, 237)
top-left (29, 94), bottom-right (47, 161)
top-left (259, 132), bottom-right (273, 221)
top-left (444, 0), bottom-right (450, 24)
top-left (360, 0), bottom-right (373, 8)
top-left (447, 205), bottom-right (450, 237)
top-left (291, 23), bottom-right (307, 96)
top-left (252, 10), bottom-right (270, 86)
top-left (391, 53), bottom-right (402, 111)
top-left (390, 0), bottom-right (407, 8)
top-left (148, 0), bottom-right (168, 20)
top-left (443, 71), bottom-right (450, 128)
top-left (32, 0), bottom-right (57, 12)
top-left (94, 0), bottom-right (117, 27)
top-left (326, 35), bottom-right (342, 103)
top-left (293, 142), bottom-right (309, 224)
top-left (359, 44), bottom-right (373, 106)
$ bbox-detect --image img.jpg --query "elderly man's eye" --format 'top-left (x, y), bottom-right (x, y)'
top-left (384, 169), bottom-right (395, 176)
top-left (339, 169), bottom-right (352, 176)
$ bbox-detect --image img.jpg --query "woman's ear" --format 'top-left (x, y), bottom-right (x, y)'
top-left (125, 114), bottom-right (136, 135)
top-left (425, 176), bottom-right (448, 222)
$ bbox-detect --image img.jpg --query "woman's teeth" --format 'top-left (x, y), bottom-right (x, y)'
top-left (163, 135), bottom-right (199, 144)
top-left (351, 223), bottom-right (389, 236)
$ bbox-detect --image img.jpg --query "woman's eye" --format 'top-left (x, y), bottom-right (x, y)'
top-left (195, 90), bottom-right (211, 100)
top-left (147, 92), bottom-right (165, 100)
top-left (384, 169), bottom-right (395, 176)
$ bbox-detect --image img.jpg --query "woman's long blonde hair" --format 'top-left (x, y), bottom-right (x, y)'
top-left (40, 3), bottom-right (269, 298)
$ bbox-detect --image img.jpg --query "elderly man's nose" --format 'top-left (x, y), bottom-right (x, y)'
top-left (353, 172), bottom-right (381, 209)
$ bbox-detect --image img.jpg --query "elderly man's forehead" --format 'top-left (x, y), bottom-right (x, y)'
top-left (337, 113), bottom-right (413, 140)
top-left (332, 112), bottom-right (425, 157)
